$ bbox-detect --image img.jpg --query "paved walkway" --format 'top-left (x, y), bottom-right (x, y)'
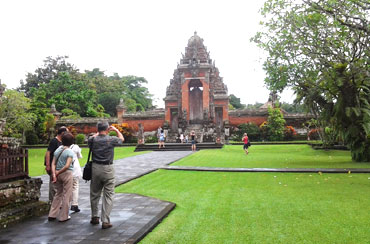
top-left (0, 151), bottom-right (192, 244)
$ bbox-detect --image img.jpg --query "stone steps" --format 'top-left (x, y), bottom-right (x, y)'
top-left (135, 143), bottom-right (223, 152)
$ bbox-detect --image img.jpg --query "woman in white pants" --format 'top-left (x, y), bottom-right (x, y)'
top-left (70, 143), bottom-right (82, 212)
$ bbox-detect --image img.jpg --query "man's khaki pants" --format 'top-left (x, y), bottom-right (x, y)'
top-left (90, 163), bottom-right (115, 224)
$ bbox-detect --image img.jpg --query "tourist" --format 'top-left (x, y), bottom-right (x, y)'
top-left (185, 134), bottom-right (189, 143)
top-left (157, 126), bottom-right (162, 140)
top-left (191, 131), bottom-right (196, 151)
top-left (242, 133), bottom-right (249, 155)
top-left (70, 142), bottom-right (83, 213)
top-left (48, 132), bottom-right (75, 222)
top-left (89, 121), bottom-right (124, 229)
top-left (180, 133), bottom-right (184, 143)
top-left (45, 126), bottom-right (67, 203)
top-left (158, 130), bottom-right (165, 148)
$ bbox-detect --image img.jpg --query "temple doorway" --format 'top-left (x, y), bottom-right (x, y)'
top-left (170, 108), bottom-right (179, 131)
top-left (189, 79), bottom-right (203, 124)
top-left (215, 107), bottom-right (223, 128)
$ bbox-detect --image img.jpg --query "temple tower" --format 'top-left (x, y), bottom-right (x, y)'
top-left (164, 32), bottom-right (229, 141)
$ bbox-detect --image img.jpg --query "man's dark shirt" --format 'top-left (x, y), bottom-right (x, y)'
top-left (88, 135), bottom-right (122, 164)
top-left (45, 137), bottom-right (61, 165)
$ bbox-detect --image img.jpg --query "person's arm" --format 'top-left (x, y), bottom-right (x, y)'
top-left (45, 150), bottom-right (51, 171)
top-left (51, 157), bottom-right (57, 183)
top-left (109, 126), bottom-right (124, 142)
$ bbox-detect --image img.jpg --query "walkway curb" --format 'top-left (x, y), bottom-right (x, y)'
top-left (161, 166), bottom-right (370, 173)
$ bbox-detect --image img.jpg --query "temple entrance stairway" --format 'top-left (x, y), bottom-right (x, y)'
top-left (134, 142), bottom-right (223, 152)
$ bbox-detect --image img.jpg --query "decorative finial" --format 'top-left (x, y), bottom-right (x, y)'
top-left (194, 31), bottom-right (197, 36)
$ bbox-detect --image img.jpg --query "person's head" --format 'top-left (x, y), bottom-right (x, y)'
top-left (243, 133), bottom-right (247, 136)
top-left (61, 132), bottom-right (74, 146)
top-left (161, 130), bottom-right (164, 133)
top-left (97, 121), bottom-right (109, 132)
top-left (57, 126), bottom-right (68, 135)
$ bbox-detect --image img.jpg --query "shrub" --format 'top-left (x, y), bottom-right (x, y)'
top-left (284, 126), bottom-right (297, 140)
top-left (75, 134), bottom-right (85, 145)
top-left (25, 130), bottom-right (39, 145)
top-left (145, 135), bottom-right (158, 143)
top-left (308, 129), bottom-right (320, 140)
top-left (236, 123), bottom-right (261, 141)
top-left (109, 131), bottom-right (118, 136)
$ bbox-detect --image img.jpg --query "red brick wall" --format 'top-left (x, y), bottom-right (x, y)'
top-left (229, 116), bottom-right (267, 127)
top-left (125, 119), bottom-right (165, 132)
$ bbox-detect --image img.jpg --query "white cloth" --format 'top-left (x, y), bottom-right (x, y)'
top-left (70, 144), bottom-right (82, 178)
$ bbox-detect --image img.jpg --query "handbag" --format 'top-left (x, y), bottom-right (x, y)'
top-left (82, 138), bottom-right (93, 181)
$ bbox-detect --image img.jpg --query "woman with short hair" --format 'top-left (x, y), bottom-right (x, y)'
top-left (48, 132), bottom-right (75, 222)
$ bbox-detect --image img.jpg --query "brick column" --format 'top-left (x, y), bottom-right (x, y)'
top-left (181, 80), bottom-right (190, 120)
top-left (201, 79), bottom-right (209, 118)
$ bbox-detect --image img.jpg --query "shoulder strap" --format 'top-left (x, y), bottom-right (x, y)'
top-left (55, 148), bottom-right (66, 164)
top-left (87, 137), bottom-right (94, 164)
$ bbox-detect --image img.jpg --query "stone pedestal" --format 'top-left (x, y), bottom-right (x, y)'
top-left (0, 178), bottom-right (49, 229)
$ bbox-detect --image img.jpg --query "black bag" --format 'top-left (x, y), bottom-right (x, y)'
top-left (247, 141), bottom-right (251, 147)
top-left (82, 139), bottom-right (93, 181)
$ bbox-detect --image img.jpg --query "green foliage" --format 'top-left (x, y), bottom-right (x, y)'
top-left (0, 90), bottom-right (36, 140)
top-left (229, 94), bottom-right (246, 109)
top-left (266, 107), bottom-right (286, 141)
top-left (61, 108), bottom-right (80, 119)
top-left (19, 56), bottom-right (79, 97)
top-left (145, 135), bottom-right (158, 143)
top-left (86, 69), bottom-right (153, 113)
top-left (280, 102), bottom-right (306, 113)
top-left (109, 131), bottom-right (117, 137)
top-left (75, 134), bottom-right (85, 144)
top-left (245, 102), bottom-right (264, 110)
top-left (252, 0), bottom-right (370, 161)
top-left (236, 123), bottom-right (261, 141)
top-left (25, 130), bottom-right (39, 145)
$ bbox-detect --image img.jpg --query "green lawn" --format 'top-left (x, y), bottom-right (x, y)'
top-left (116, 170), bottom-right (370, 244)
top-left (173, 145), bottom-right (370, 168)
top-left (27, 146), bottom-right (149, 177)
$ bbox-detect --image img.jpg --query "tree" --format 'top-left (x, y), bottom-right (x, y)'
top-left (246, 102), bottom-right (264, 110)
top-left (236, 123), bottom-right (261, 141)
top-left (266, 106), bottom-right (286, 141)
top-left (0, 90), bottom-right (36, 141)
top-left (30, 72), bottom-right (99, 117)
top-left (229, 94), bottom-right (246, 109)
top-left (252, 0), bottom-right (370, 161)
top-left (19, 56), bottom-right (79, 97)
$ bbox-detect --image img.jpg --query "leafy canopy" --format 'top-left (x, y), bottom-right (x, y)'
top-left (252, 0), bottom-right (370, 161)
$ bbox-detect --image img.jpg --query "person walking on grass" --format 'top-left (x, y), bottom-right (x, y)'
top-left (242, 133), bottom-right (250, 155)
top-left (191, 131), bottom-right (196, 152)
top-left (48, 132), bottom-right (75, 222)
top-left (89, 121), bottom-right (124, 229)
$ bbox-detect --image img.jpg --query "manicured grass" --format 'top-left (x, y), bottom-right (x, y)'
top-left (173, 145), bottom-right (370, 168)
top-left (28, 146), bottom-right (149, 177)
top-left (116, 170), bottom-right (370, 244)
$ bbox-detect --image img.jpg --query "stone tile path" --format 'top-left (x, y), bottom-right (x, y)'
top-left (0, 151), bottom-right (192, 244)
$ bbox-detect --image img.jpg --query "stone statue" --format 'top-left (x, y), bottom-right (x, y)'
top-left (137, 123), bottom-right (144, 144)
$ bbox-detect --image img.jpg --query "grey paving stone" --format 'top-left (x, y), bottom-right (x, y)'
top-left (0, 151), bottom-right (189, 244)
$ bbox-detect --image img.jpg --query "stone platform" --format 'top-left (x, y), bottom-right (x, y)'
top-left (0, 151), bottom-right (192, 244)
top-left (134, 142), bottom-right (223, 152)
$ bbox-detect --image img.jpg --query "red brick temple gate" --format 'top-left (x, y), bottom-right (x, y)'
top-left (164, 32), bottom-right (229, 142)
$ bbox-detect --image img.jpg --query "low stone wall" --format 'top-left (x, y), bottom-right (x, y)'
top-left (0, 178), bottom-right (49, 229)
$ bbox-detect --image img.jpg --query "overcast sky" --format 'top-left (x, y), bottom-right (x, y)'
top-left (0, 0), bottom-right (294, 107)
